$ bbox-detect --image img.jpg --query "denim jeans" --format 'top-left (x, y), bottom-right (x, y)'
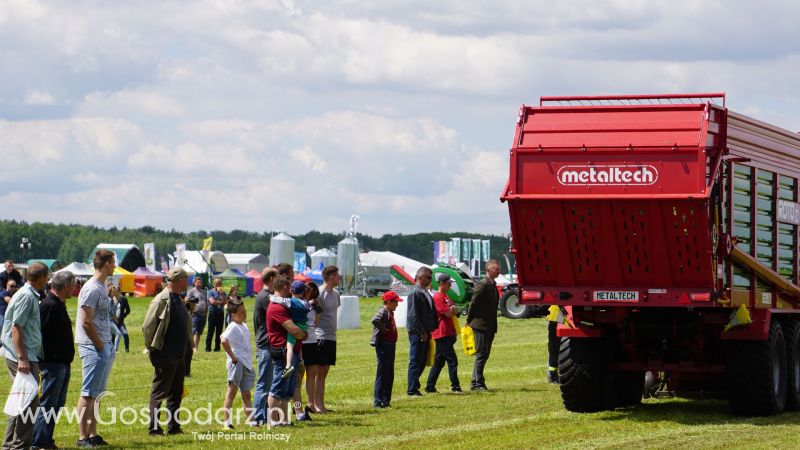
top-left (252, 347), bottom-right (273, 423)
top-left (78, 343), bottom-right (115, 398)
top-left (426, 335), bottom-right (460, 390)
top-left (115, 322), bottom-right (129, 352)
top-left (32, 362), bottom-right (71, 448)
top-left (406, 333), bottom-right (429, 394)
top-left (269, 351), bottom-right (300, 400)
top-left (374, 341), bottom-right (396, 406)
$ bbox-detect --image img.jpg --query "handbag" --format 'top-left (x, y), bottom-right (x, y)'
top-left (461, 325), bottom-right (476, 356)
top-left (426, 338), bottom-right (435, 366)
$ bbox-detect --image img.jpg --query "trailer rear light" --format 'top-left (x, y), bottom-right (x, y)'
top-left (522, 290), bottom-right (543, 301)
top-left (690, 293), bottom-right (712, 302)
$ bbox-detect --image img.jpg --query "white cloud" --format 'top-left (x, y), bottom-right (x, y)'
top-left (290, 146), bottom-right (327, 172)
top-left (1, 1), bottom-right (799, 236)
top-left (23, 90), bottom-right (56, 105)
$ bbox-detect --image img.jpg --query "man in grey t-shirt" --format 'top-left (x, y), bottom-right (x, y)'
top-left (304, 265), bottom-right (341, 414)
top-left (75, 250), bottom-right (117, 448)
top-left (186, 277), bottom-right (208, 352)
top-left (74, 279), bottom-right (111, 346)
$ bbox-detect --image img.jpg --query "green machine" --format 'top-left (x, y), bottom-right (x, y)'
top-left (431, 264), bottom-right (475, 307)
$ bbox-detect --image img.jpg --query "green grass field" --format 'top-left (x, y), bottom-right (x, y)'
top-left (2, 296), bottom-right (799, 449)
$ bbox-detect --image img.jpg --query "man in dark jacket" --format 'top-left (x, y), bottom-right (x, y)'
top-left (466, 259), bottom-right (500, 391)
top-left (33, 270), bottom-right (76, 450)
top-left (405, 266), bottom-right (437, 396)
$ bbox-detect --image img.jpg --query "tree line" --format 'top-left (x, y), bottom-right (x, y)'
top-left (0, 220), bottom-right (510, 267)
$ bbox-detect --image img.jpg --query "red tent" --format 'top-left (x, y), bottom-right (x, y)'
top-left (133, 267), bottom-right (164, 297)
top-left (246, 269), bottom-right (263, 293)
top-left (293, 273), bottom-right (311, 283)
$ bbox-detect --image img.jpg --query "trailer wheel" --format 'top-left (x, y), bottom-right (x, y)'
top-left (558, 337), bottom-right (615, 412)
top-left (726, 320), bottom-right (787, 415)
top-left (499, 288), bottom-right (532, 319)
top-left (615, 371), bottom-right (645, 408)
top-left (784, 320), bottom-right (800, 411)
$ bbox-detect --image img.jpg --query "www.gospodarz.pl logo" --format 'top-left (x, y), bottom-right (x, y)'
top-left (557, 165), bottom-right (658, 186)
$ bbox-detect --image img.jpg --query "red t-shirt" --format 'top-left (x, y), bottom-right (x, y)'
top-left (432, 292), bottom-right (456, 340)
top-left (266, 302), bottom-right (292, 348)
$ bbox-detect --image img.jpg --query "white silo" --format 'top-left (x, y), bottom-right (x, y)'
top-left (337, 235), bottom-right (359, 295)
top-left (269, 232), bottom-right (295, 266)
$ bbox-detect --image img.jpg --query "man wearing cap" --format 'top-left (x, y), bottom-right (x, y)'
top-left (405, 266), bottom-right (438, 396)
top-left (425, 274), bottom-right (461, 393)
top-left (466, 259), bottom-right (501, 391)
top-left (0, 278), bottom-right (20, 330)
top-left (371, 291), bottom-right (402, 408)
top-left (142, 268), bottom-right (192, 436)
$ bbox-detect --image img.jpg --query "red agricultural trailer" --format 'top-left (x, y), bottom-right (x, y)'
top-left (502, 93), bottom-right (800, 415)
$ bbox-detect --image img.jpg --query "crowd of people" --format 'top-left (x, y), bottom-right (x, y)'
top-left (0, 254), bottom-right (511, 449)
top-left (370, 260), bottom-right (501, 408)
top-left (0, 254), bottom-right (344, 449)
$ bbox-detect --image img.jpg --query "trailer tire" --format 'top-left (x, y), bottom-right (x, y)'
top-left (726, 320), bottom-right (787, 416)
top-left (784, 320), bottom-right (800, 411)
top-left (499, 288), bottom-right (532, 319)
top-left (615, 371), bottom-right (645, 408)
top-left (558, 337), bottom-right (615, 412)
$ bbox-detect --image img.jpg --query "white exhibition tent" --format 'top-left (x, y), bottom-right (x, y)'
top-left (359, 251), bottom-right (426, 278)
top-left (176, 250), bottom-right (229, 275)
top-left (54, 262), bottom-right (94, 277)
top-left (225, 253), bottom-right (269, 274)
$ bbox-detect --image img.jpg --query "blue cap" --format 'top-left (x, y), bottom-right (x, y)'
top-left (290, 280), bottom-right (306, 295)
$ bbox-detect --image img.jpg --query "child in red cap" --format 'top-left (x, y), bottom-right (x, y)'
top-left (371, 291), bottom-right (402, 408)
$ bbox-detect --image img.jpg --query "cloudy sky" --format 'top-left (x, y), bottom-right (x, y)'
top-left (2, 0), bottom-right (799, 236)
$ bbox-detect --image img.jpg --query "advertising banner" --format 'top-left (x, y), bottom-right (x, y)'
top-left (143, 243), bottom-right (155, 271)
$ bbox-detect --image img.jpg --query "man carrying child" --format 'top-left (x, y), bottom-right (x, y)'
top-left (265, 276), bottom-right (307, 427)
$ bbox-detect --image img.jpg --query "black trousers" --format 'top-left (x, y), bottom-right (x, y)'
top-left (148, 353), bottom-right (185, 433)
top-left (206, 310), bottom-right (224, 351)
top-left (471, 329), bottom-right (494, 388)
top-left (374, 341), bottom-right (396, 406)
top-left (426, 335), bottom-right (460, 390)
top-left (548, 321), bottom-right (559, 371)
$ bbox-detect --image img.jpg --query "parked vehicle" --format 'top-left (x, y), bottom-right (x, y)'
top-left (503, 93), bottom-right (800, 415)
top-left (499, 284), bottom-right (548, 319)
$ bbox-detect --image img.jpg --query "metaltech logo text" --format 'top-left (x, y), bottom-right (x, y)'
top-left (557, 165), bottom-right (658, 186)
